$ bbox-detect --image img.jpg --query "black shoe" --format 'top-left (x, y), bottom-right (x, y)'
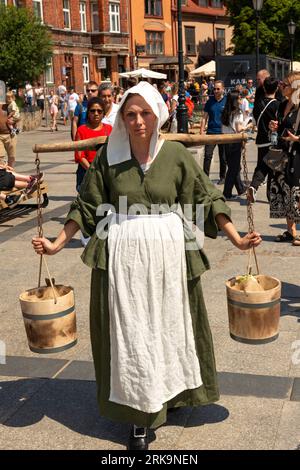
top-left (127, 426), bottom-right (148, 451)
top-left (217, 178), bottom-right (225, 185)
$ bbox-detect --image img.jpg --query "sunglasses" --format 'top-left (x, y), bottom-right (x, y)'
top-left (214, 88), bottom-right (222, 91)
top-left (87, 88), bottom-right (98, 93)
top-left (89, 109), bottom-right (103, 114)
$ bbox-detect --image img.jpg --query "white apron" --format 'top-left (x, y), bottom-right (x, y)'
top-left (107, 212), bottom-right (202, 413)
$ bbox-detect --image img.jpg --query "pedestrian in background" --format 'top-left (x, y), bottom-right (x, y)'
top-left (98, 83), bottom-right (119, 127)
top-left (72, 81), bottom-right (98, 140)
top-left (200, 80), bottom-right (227, 184)
top-left (221, 91), bottom-right (247, 200)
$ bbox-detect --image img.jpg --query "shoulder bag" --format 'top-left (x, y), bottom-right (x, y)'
top-left (263, 107), bottom-right (300, 173)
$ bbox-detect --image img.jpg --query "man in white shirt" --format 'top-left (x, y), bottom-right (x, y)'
top-left (67, 86), bottom-right (79, 120)
top-left (57, 80), bottom-right (67, 98)
top-left (98, 83), bottom-right (119, 127)
top-left (25, 82), bottom-right (34, 107)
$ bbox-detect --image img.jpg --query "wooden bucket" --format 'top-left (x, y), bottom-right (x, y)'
top-left (226, 275), bottom-right (281, 344)
top-left (19, 284), bottom-right (77, 354)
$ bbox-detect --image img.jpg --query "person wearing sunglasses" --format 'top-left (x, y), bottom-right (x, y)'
top-left (74, 97), bottom-right (112, 192)
top-left (98, 83), bottom-right (119, 127)
top-left (72, 81), bottom-right (99, 140)
top-left (246, 78), bottom-right (255, 115)
top-left (200, 80), bottom-right (227, 184)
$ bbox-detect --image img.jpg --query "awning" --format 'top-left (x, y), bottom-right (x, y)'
top-left (190, 60), bottom-right (216, 77)
top-left (150, 56), bottom-right (193, 66)
top-left (119, 68), bottom-right (167, 79)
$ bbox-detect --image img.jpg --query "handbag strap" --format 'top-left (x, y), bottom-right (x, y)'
top-left (294, 106), bottom-right (300, 134)
top-left (288, 106), bottom-right (300, 152)
top-left (256, 99), bottom-right (276, 129)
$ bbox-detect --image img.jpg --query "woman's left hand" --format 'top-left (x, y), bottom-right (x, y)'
top-left (238, 231), bottom-right (262, 251)
top-left (282, 130), bottom-right (300, 143)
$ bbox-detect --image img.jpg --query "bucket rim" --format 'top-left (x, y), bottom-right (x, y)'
top-left (19, 285), bottom-right (74, 303)
top-left (225, 274), bottom-right (281, 293)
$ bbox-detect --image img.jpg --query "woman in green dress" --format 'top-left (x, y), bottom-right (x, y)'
top-left (32, 82), bottom-right (261, 450)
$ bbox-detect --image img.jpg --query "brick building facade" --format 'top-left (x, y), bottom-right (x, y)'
top-left (4, 0), bottom-right (130, 91)
top-left (3, 0), bottom-right (232, 86)
top-left (128, 0), bottom-right (175, 71)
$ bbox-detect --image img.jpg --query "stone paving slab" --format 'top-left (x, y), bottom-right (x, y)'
top-left (56, 360), bottom-right (96, 381)
top-left (0, 356), bottom-right (67, 379)
top-left (290, 378), bottom-right (300, 401)
top-left (273, 401), bottom-right (300, 450)
top-left (174, 396), bottom-right (284, 450)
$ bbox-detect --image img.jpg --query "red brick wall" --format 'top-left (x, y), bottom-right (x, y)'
top-left (13, 0), bottom-right (130, 88)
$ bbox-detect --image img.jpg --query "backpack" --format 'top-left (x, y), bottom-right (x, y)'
top-left (185, 97), bottom-right (194, 118)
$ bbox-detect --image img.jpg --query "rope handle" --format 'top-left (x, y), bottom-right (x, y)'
top-left (35, 152), bottom-right (57, 304)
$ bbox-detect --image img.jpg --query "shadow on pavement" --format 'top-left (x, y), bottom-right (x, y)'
top-left (166, 403), bottom-right (229, 428)
top-left (49, 196), bottom-right (75, 202)
top-left (0, 378), bottom-right (229, 448)
top-left (0, 205), bottom-right (37, 225)
top-left (281, 282), bottom-right (300, 322)
top-left (0, 378), bottom-right (129, 447)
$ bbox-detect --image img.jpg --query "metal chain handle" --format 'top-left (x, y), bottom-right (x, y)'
top-left (35, 153), bottom-right (57, 303)
top-left (241, 142), bottom-right (260, 275)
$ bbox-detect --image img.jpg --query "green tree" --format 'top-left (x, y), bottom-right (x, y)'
top-left (0, 5), bottom-right (53, 89)
top-left (225, 0), bottom-right (300, 60)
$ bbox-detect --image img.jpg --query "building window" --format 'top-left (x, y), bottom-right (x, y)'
top-left (146, 31), bottom-right (164, 55)
top-left (82, 55), bottom-right (90, 82)
top-left (216, 28), bottom-right (225, 55)
top-left (45, 57), bottom-right (54, 84)
top-left (33, 0), bottom-right (43, 22)
top-left (211, 1), bottom-right (223, 7)
top-left (63, 0), bottom-right (71, 29)
top-left (145, 0), bottom-right (162, 16)
top-left (185, 26), bottom-right (196, 55)
top-left (79, 2), bottom-right (87, 32)
top-left (109, 2), bottom-right (120, 33)
top-left (198, 0), bottom-right (208, 6)
top-left (91, 2), bottom-right (99, 31)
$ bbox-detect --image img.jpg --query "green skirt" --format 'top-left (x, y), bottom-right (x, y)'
top-left (89, 269), bottom-right (219, 429)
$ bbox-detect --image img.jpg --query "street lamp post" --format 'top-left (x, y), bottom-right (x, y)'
top-left (252, 0), bottom-right (264, 76)
top-left (177, 0), bottom-right (188, 134)
top-left (288, 20), bottom-right (296, 72)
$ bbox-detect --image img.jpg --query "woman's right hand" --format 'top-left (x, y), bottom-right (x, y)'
top-left (32, 237), bottom-right (57, 255)
top-left (269, 120), bottom-right (278, 132)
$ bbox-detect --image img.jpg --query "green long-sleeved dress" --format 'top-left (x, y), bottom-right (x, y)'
top-left (66, 140), bottom-right (231, 429)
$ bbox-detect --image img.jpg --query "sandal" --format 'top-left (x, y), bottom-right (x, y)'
top-left (292, 235), bottom-right (300, 246)
top-left (275, 230), bottom-right (294, 242)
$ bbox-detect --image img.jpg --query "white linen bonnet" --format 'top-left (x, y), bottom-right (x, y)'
top-left (106, 81), bottom-right (169, 166)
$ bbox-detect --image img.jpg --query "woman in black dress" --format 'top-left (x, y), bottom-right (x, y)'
top-left (269, 72), bottom-right (300, 245)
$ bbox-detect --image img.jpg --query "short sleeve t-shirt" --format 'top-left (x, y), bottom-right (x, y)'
top-left (101, 102), bottom-right (119, 127)
top-left (74, 100), bottom-right (88, 127)
top-left (204, 95), bottom-right (227, 134)
top-left (222, 112), bottom-right (244, 134)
